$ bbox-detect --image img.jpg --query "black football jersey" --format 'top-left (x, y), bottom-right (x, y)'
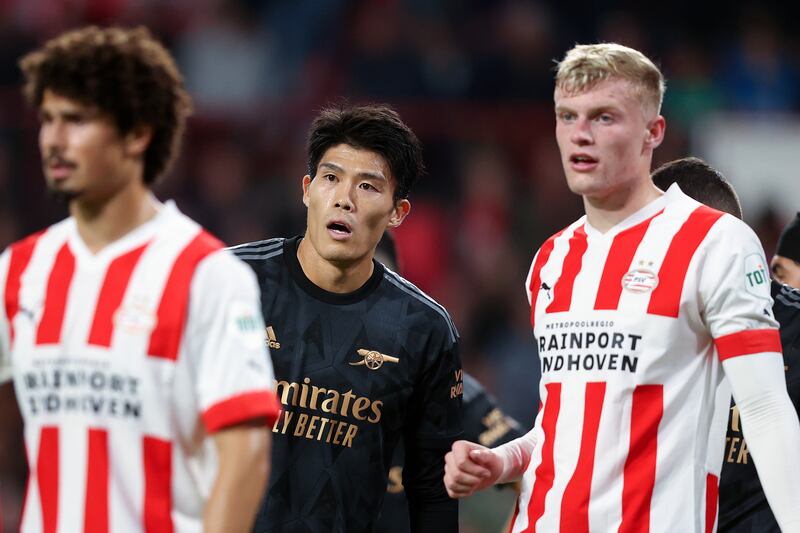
top-left (376, 372), bottom-right (524, 533)
top-left (718, 281), bottom-right (800, 532)
top-left (232, 236), bottom-right (463, 533)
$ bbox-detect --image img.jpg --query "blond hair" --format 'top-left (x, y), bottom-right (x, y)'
top-left (555, 43), bottom-right (666, 115)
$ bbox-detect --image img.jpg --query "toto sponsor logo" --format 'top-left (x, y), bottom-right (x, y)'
top-left (622, 268), bottom-right (659, 293)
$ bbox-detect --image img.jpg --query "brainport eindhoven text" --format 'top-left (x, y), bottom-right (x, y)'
top-left (538, 330), bottom-right (643, 374)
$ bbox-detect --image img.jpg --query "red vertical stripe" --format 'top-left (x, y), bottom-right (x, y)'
top-left (143, 436), bottom-right (173, 533)
top-left (4, 232), bottom-right (43, 343)
top-left (88, 243), bottom-right (149, 346)
top-left (37, 426), bottom-right (59, 533)
top-left (528, 230), bottom-right (565, 330)
top-left (83, 429), bottom-right (109, 533)
top-left (619, 385), bottom-right (664, 533)
top-left (147, 231), bottom-right (222, 360)
top-left (36, 243), bottom-right (76, 345)
top-left (547, 225), bottom-right (588, 313)
top-left (594, 211), bottom-right (662, 310)
top-left (524, 382), bottom-right (562, 532)
top-left (705, 473), bottom-right (719, 533)
top-left (560, 382), bottom-right (606, 533)
top-left (647, 206), bottom-right (723, 317)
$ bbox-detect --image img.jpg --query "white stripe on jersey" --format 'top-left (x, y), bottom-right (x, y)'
top-left (513, 184), bottom-right (779, 533)
top-left (3, 202), bottom-right (278, 533)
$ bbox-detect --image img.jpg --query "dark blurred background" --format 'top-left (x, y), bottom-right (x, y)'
top-left (1, 1), bottom-right (799, 530)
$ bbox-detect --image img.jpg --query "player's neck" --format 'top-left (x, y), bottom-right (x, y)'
top-left (70, 181), bottom-right (160, 254)
top-left (296, 236), bottom-right (375, 294)
top-left (583, 176), bottom-right (662, 233)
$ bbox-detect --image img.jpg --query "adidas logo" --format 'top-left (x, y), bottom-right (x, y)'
top-left (266, 326), bottom-right (281, 350)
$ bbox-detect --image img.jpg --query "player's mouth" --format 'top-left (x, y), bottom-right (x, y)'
top-left (327, 220), bottom-right (353, 241)
top-left (569, 153), bottom-right (598, 172)
top-left (44, 157), bottom-right (77, 181)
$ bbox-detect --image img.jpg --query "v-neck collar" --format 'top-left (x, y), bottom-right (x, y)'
top-left (582, 184), bottom-right (683, 239)
top-left (66, 201), bottom-right (174, 265)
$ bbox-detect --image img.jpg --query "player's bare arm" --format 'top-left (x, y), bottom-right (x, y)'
top-left (204, 421), bottom-right (272, 533)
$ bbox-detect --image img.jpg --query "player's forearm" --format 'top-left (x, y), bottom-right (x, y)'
top-left (492, 427), bottom-right (537, 484)
top-left (724, 353), bottom-right (800, 532)
top-left (204, 425), bottom-right (271, 533)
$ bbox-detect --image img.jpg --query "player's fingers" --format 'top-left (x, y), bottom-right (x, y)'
top-left (447, 449), bottom-right (491, 478)
top-left (469, 449), bottom-right (499, 469)
top-left (444, 472), bottom-right (482, 498)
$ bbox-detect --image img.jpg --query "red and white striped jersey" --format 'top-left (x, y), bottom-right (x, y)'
top-left (513, 185), bottom-right (781, 533)
top-left (0, 202), bottom-right (280, 533)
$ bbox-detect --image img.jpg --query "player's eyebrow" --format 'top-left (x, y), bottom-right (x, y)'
top-left (319, 161), bottom-right (387, 182)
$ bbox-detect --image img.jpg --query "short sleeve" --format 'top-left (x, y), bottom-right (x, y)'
top-left (698, 216), bottom-right (781, 361)
top-left (406, 326), bottom-right (463, 449)
top-left (186, 250), bottom-right (280, 433)
top-left (0, 249), bottom-right (10, 384)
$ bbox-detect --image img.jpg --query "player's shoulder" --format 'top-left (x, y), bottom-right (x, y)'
top-left (381, 267), bottom-right (459, 344)
top-left (541, 218), bottom-right (585, 249)
top-left (227, 238), bottom-right (285, 263)
top-left (772, 280), bottom-right (800, 321)
top-left (664, 188), bottom-right (756, 245)
top-left (0, 218), bottom-right (73, 266)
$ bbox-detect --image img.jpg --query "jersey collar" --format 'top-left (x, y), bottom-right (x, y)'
top-left (282, 235), bottom-right (385, 305)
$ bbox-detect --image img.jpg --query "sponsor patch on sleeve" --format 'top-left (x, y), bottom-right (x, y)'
top-left (227, 300), bottom-right (265, 350)
top-left (743, 253), bottom-right (771, 300)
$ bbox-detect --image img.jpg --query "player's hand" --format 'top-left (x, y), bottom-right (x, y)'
top-left (444, 440), bottom-right (504, 498)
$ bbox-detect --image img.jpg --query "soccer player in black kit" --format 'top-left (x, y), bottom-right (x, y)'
top-left (231, 105), bottom-right (462, 533)
top-left (652, 157), bottom-right (800, 533)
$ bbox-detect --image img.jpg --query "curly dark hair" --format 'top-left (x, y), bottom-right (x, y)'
top-left (19, 25), bottom-right (192, 185)
top-left (307, 104), bottom-right (424, 201)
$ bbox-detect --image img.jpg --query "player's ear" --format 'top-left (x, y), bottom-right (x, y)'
top-left (302, 175), bottom-right (312, 208)
top-left (124, 124), bottom-right (153, 157)
top-left (388, 199), bottom-right (410, 228)
top-left (644, 115), bottom-right (666, 150)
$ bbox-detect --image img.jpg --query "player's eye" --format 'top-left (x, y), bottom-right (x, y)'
top-left (558, 111), bottom-right (575, 122)
top-left (359, 182), bottom-right (377, 192)
top-left (596, 113), bottom-right (613, 124)
top-left (323, 173), bottom-right (337, 182)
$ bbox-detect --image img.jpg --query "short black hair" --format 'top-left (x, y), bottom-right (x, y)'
top-left (306, 104), bottom-right (424, 201)
top-left (652, 157), bottom-right (742, 219)
top-left (20, 26), bottom-right (192, 185)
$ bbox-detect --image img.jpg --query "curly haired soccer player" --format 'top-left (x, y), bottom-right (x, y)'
top-left (0, 26), bottom-right (279, 533)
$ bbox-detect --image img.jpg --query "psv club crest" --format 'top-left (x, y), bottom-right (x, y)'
top-left (622, 261), bottom-right (659, 293)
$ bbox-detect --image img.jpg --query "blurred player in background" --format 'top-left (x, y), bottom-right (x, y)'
top-left (444, 43), bottom-right (800, 532)
top-left (650, 157), bottom-right (743, 218)
top-left (231, 104), bottom-right (462, 533)
top-left (651, 156), bottom-right (800, 532)
top-left (771, 213), bottom-right (800, 289)
top-left (372, 231), bottom-right (526, 533)
top-left (0, 26), bottom-right (279, 533)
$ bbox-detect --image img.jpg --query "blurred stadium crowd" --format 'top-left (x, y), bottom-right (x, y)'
top-left (0, 0), bottom-right (798, 500)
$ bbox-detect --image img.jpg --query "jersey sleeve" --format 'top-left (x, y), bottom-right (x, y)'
top-left (406, 326), bottom-right (463, 448)
top-left (186, 250), bottom-right (280, 433)
top-left (0, 249), bottom-right (11, 384)
top-left (697, 216), bottom-right (781, 361)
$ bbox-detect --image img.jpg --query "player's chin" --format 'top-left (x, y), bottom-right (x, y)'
top-left (46, 182), bottom-right (83, 204)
